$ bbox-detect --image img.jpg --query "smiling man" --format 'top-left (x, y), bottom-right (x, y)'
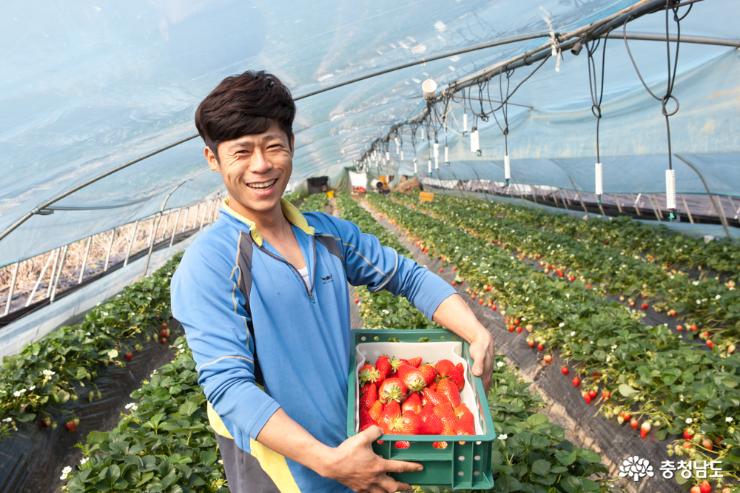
top-left (171, 70), bottom-right (494, 493)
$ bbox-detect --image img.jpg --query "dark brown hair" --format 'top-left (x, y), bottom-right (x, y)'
top-left (194, 70), bottom-right (296, 157)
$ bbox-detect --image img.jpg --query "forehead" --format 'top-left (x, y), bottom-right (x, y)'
top-left (221, 122), bottom-right (288, 149)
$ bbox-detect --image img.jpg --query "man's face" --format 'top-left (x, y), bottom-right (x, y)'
top-left (205, 121), bottom-right (293, 217)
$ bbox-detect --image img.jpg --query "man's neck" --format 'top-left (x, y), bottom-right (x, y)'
top-left (227, 196), bottom-right (292, 238)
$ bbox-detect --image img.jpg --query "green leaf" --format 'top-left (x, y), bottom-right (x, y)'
top-left (618, 383), bottom-right (637, 397)
top-left (531, 459), bottom-right (551, 476)
top-left (178, 400), bottom-right (199, 417)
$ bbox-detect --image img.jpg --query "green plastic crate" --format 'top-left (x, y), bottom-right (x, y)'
top-left (347, 329), bottom-right (495, 490)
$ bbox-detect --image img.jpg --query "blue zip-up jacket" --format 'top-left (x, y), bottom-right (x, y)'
top-left (171, 198), bottom-right (456, 492)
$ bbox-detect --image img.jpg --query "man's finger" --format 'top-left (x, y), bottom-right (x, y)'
top-left (377, 473), bottom-right (412, 492)
top-left (358, 425), bottom-right (383, 444)
top-left (382, 458), bottom-right (423, 474)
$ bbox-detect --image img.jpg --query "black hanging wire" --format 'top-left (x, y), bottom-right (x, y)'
top-left (586, 35), bottom-right (608, 204)
top-left (623, 0), bottom-right (689, 220)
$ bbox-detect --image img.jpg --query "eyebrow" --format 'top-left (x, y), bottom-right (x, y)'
top-left (229, 133), bottom-right (286, 148)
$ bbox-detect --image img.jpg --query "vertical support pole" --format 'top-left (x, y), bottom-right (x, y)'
top-left (26, 250), bottom-right (54, 307)
top-left (616, 198), bottom-right (624, 214)
top-left (728, 196), bottom-right (739, 221)
top-left (181, 206), bottom-right (191, 233)
top-left (531, 186), bottom-right (538, 203)
top-left (3, 261), bottom-right (19, 316)
top-left (199, 203), bottom-right (206, 230)
top-left (143, 214), bottom-right (161, 277)
top-left (553, 192), bottom-right (560, 208)
top-left (124, 220), bottom-right (139, 267)
top-left (78, 236), bottom-right (93, 284)
top-left (647, 195), bottom-right (663, 221)
top-left (575, 191), bottom-right (588, 213)
top-left (633, 194), bottom-right (642, 217)
top-left (46, 247), bottom-right (62, 298)
top-left (104, 228), bottom-right (116, 271)
top-left (559, 191), bottom-right (570, 209)
top-left (170, 208), bottom-right (182, 247)
top-left (712, 194), bottom-right (731, 239)
top-left (50, 245), bottom-right (68, 303)
top-left (680, 196), bottom-right (694, 224)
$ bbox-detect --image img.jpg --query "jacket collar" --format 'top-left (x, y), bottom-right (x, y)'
top-left (222, 198), bottom-right (315, 247)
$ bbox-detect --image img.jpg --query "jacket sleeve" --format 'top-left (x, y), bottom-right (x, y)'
top-left (170, 241), bottom-right (280, 448)
top-left (329, 215), bottom-right (456, 319)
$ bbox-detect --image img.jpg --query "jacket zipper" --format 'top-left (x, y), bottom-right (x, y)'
top-left (257, 239), bottom-right (316, 301)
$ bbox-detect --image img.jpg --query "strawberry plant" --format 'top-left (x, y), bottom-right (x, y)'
top-left (0, 255), bottom-right (182, 438)
top-left (62, 338), bottom-right (228, 492)
top-left (392, 193), bottom-right (738, 341)
top-left (365, 193), bottom-right (739, 483)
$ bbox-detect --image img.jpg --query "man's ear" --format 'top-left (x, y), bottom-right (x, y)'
top-left (204, 146), bottom-right (220, 172)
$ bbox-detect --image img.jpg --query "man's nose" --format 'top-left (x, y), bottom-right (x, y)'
top-left (250, 148), bottom-right (272, 173)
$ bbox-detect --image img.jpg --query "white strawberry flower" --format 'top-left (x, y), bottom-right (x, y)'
top-left (726, 417), bottom-right (734, 423)
top-left (2, 417), bottom-right (12, 423)
top-left (497, 434), bottom-right (508, 441)
top-left (79, 457), bottom-right (89, 465)
top-left (60, 466), bottom-right (72, 481)
top-left (692, 281), bottom-right (700, 286)
top-left (715, 294), bottom-right (721, 300)
top-left (685, 417), bottom-right (693, 424)
top-left (496, 361), bottom-right (505, 369)
top-left (124, 403), bottom-right (138, 411)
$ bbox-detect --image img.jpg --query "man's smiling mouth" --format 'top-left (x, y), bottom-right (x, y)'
top-left (246, 178), bottom-right (278, 190)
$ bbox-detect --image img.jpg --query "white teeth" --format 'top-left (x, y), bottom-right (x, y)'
top-left (247, 179), bottom-right (278, 190)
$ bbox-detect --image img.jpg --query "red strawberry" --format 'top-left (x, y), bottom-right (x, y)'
top-left (641, 303), bottom-right (649, 310)
top-left (369, 400), bottom-right (383, 423)
top-left (359, 364), bottom-right (380, 385)
top-left (630, 418), bottom-right (639, 430)
top-left (698, 480), bottom-right (712, 493)
top-left (394, 440), bottom-right (411, 449)
top-left (405, 357), bottom-right (422, 368)
top-left (640, 421), bottom-right (651, 439)
top-left (435, 359), bottom-right (455, 378)
top-left (359, 407), bottom-right (375, 431)
top-left (389, 356), bottom-right (403, 374)
top-left (419, 364), bottom-right (437, 386)
top-left (419, 412), bottom-right (444, 434)
top-left (543, 354), bottom-right (552, 365)
top-left (436, 379), bottom-right (462, 406)
top-left (454, 404), bottom-right (475, 435)
top-left (385, 411), bottom-right (421, 435)
top-left (380, 401), bottom-right (401, 430)
top-left (571, 376), bottom-right (581, 387)
top-left (683, 429), bottom-right (694, 440)
top-left (588, 389), bottom-right (598, 399)
top-left (582, 391), bottom-right (592, 404)
top-left (124, 351), bottom-right (134, 362)
top-left (449, 363), bottom-right (465, 389)
top-left (379, 378), bottom-right (407, 403)
top-left (536, 343), bottom-right (544, 352)
top-left (375, 355), bottom-right (392, 380)
top-left (432, 441), bottom-right (448, 449)
top-left (64, 418), bottom-right (80, 432)
top-left (433, 403), bottom-right (457, 435)
top-left (422, 387), bottom-right (444, 407)
top-left (560, 366), bottom-right (569, 375)
top-left (360, 383), bottom-right (378, 410)
top-left (401, 393), bottom-right (422, 414)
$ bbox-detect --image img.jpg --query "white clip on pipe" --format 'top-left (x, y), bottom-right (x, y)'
top-left (595, 162), bottom-right (603, 196)
top-left (504, 154), bottom-right (511, 180)
top-left (666, 169), bottom-right (676, 210)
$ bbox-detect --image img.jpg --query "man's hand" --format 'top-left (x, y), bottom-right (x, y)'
top-left (321, 426), bottom-right (423, 493)
top-left (431, 294), bottom-right (496, 391)
top-left (469, 328), bottom-right (494, 391)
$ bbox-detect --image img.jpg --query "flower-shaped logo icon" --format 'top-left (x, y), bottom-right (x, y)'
top-left (619, 456), bottom-right (654, 482)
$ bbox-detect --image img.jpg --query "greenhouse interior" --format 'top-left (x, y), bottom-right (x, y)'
top-left (0, 0), bottom-right (738, 492)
